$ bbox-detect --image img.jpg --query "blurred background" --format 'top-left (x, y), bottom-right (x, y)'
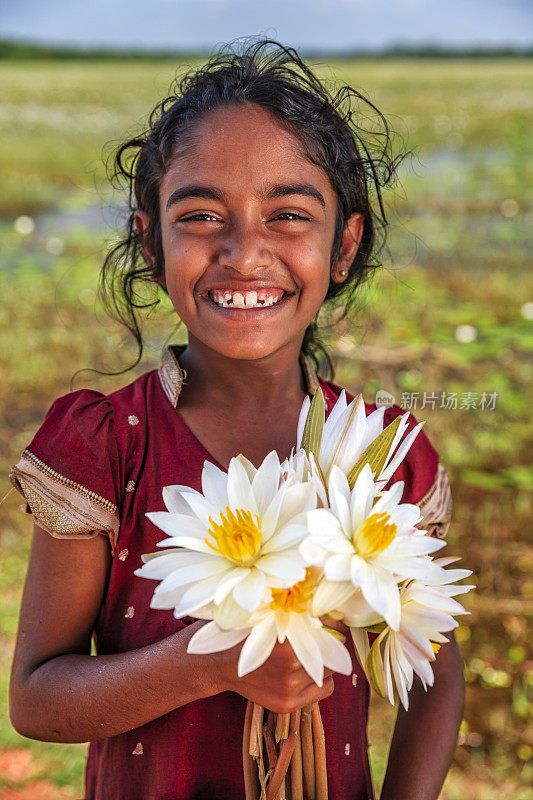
top-left (0, 1), bottom-right (532, 798)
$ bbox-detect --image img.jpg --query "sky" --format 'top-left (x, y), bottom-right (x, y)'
top-left (1, 0), bottom-right (532, 52)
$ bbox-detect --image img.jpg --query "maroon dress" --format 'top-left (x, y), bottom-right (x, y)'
top-left (10, 345), bottom-right (452, 800)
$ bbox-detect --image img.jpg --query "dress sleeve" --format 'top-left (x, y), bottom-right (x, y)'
top-left (9, 390), bottom-right (121, 554)
top-left (384, 405), bottom-right (453, 540)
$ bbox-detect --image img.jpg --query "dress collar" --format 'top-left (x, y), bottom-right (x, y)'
top-left (158, 344), bottom-right (320, 408)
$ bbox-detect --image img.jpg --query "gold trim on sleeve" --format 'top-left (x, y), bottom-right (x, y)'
top-left (415, 462), bottom-right (453, 539)
top-left (10, 451), bottom-right (119, 552)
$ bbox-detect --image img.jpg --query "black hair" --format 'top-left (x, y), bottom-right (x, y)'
top-left (100, 37), bottom-right (401, 377)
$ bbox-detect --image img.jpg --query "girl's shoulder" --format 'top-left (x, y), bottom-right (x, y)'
top-left (318, 376), bottom-right (452, 540)
top-left (9, 367), bottom-right (160, 555)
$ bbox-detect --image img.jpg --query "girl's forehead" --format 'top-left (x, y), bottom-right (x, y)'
top-left (162, 104), bottom-right (334, 199)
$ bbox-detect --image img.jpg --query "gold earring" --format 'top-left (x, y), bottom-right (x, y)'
top-left (339, 269), bottom-right (348, 277)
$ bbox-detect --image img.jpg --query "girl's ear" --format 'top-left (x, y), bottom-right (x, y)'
top-left (134, 210), bottom-right (163, 285)
top-left (331, 212), bottom-right (364, 283)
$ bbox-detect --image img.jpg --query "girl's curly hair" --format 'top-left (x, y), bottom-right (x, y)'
top-left (101, 37), bottom-right (401, 377)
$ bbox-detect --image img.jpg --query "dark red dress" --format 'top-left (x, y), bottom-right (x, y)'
top-left (10, 345), bottom-right (452, 800)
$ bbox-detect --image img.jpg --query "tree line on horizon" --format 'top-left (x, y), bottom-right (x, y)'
top-left (1, 38), bottom-right (532, 60)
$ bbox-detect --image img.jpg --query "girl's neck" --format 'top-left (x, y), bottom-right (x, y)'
top-left (177, 337), bottom-right (308, 412)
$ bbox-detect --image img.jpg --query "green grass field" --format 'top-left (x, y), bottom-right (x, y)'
top-left (0, 57), bottom-right (532, 799)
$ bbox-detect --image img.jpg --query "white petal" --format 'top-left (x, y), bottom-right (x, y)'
top-left (390, 635), bottom-right (410, 710)
top-left (135, 551), bottom-right (205, 581)
top-left (287, 616), bottom-right (324, 686)
top-left (275, 482), bottom-right (317, 534)
top-left (232, 569), bottom-right (267, 612)
top-left (226, 457), bottom-right (257, 512)
top-left (181, 492), bottom-right (221, 528)
top-left (234, 453), bottom-right (257, 482)
top-left (150, 586), bottom-right (187, 610)
top-left (350, 465), bottom-right (376, 529)
top-left (262, 523), bottom-right (309, 554)
top-left (411, 650), bottom-right (435, 687)
top-left (328, 466), bottom-right (352, 536)
top-left (350, 627), bottom-right (371, 669)
top-left (426, 568), bottom-right (473, 585)
top-left (215, 592), bottom-right (255, 629)
top-left (257, 553), bottom-right (306, 584)
top-left (312, 579), bottom-right (355, 617)
top-left (379, 422), bottom-right (424, 484)
top-left (261, 481), bottom-right (288, 541)
top-left (385, 534), bottom-right (446, 558)
top-left (154, 534), bottom-right (213, 555)
top-left (387, 504), bottom-right (422, 532)
top-left (201, 461), bottom-right (230, 509)
top-left (341, 592), bottom-right (383, 627)
top-left (162, 485), bottom-right (203, 515)
top-left (187, 621), bottom-right (250, 654)
top-left (358, 406), bottom-right (386, 453)
top-left (146, 511), bottom-right (207, 538)
top-left (354, 560), bottom-right (401, 629)
top-left (307, 508), bottom-right (344, 541)
top-left (383, 635), bottom-right (395, 705)
top-left (299, 539), bottom-right (328, 566)
top-left (329, 396), bottom-right (366, 474)
top-left (171, 574), bottom-right (222, 617)
top-left (399, 620), bottom-right (435, 660)
top-left (324, 553), bottom-right (353, 581)
top-left (213, 568), bottom-right (249, 604)
top-left (377, 554), bottom-right (445, 582)
top-left (319, 390), bottom-right (348, 472)
top-left (238, 616), bottom-right (278, 676)
top-left (251, 450), bottom-right (282, 517)
top-left (316, 628), bottom-right (353, 675)
top-left (296, 395), bottom-right (311, 449)
top-left (371, 481), bottom-right (405, 515)
top-left (154, 558), bottom-right (229, 594)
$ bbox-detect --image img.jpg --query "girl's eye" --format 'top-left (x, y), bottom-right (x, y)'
top-left (179, 213), bottom-right (221, 222)
top-left (273, 212), bottom-right (311, 222)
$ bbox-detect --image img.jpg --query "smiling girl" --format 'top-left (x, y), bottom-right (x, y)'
top-left (9, 39), bottom-right (461, 800)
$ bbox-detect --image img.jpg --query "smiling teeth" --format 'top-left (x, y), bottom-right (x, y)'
top-left (210, 290), bottom-right (283, 308)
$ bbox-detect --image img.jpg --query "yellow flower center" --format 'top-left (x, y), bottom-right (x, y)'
top-left (352, 512), bottom-right (397, 559)
top-left (205, 506), bottom-right (262, 566)
top-left (271, 568), bottom-right (315, 614)
top-left (431, 642), bottom-right (441, 654)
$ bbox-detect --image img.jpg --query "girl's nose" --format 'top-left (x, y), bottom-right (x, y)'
top-left (217, 222), bottom-right (274, 275)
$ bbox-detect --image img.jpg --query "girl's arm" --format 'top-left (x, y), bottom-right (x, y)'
top-left (379, 633), bottom-right (465, 800)
top-left (10, 525), bottom-right (334, 744)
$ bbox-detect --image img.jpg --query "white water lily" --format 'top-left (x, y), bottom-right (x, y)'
top-left (302, 463), bottom-right (446, 630)
top-left (135, 451), bottom-right (317, 627)
top-left (297, 389), bottom-right (424, 491)
top-left (187, 569), bottom-right (353, 687)
top-left (369, 578), bottom-right (470, 709)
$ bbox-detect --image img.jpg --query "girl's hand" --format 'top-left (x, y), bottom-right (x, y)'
top-left (216, 636), bottom-right (335, 714)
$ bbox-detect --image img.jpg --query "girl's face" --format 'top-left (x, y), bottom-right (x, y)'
top-left (138, 103), bottom-right (361, 362)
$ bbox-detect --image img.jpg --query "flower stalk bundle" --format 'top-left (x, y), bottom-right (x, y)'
top-left (137, 388), bottom-right (473, 799)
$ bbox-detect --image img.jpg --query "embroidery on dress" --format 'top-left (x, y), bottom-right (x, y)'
top-left (416, 462), bottom-right (452, 539)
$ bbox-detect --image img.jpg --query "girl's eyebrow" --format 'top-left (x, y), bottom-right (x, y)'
top-left (264, 183), bottom-right (326, 209)
top-left (166, 184), bottom-right (223, 211)
top-left (165, 183), bottom-right (326, 211)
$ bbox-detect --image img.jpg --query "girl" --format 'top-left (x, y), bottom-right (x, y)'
top-left (9, 39), bottom-right (463, 800)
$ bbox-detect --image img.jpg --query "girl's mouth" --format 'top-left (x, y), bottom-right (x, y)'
top-left (202, 287), bottom-right (294, 318)
top-left (208, 288), bottom-right (285, 308)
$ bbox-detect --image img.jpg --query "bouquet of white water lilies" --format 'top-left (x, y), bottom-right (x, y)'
top-left (136, 389), bottom-right (473, 800)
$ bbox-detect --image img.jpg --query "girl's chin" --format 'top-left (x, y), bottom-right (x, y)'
top-left (196, 337), bottom-right (297, 363)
